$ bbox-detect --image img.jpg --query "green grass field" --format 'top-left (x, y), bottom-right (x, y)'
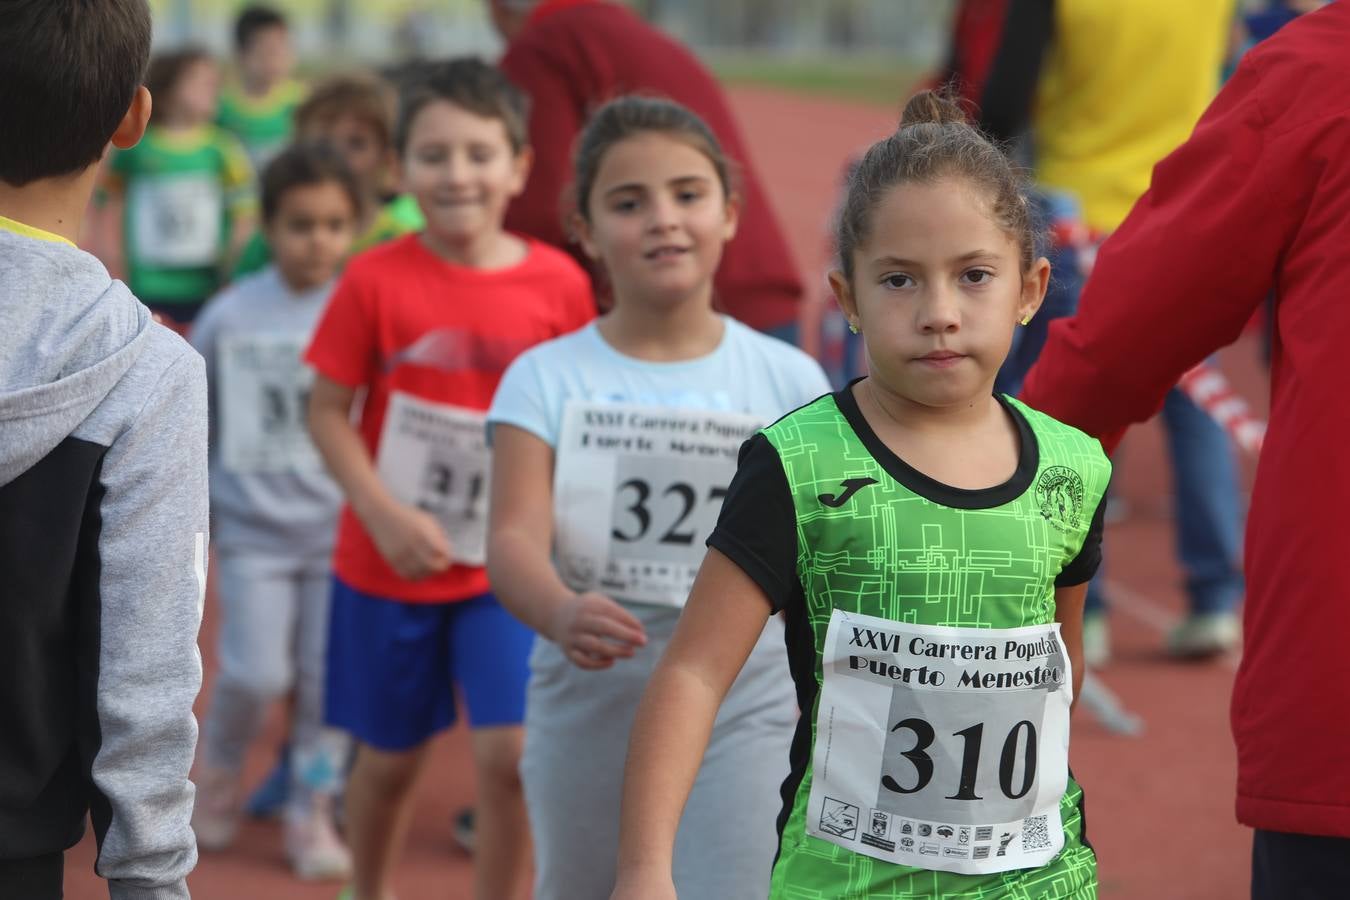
top-left (710, 55), bottom-right (926, 107)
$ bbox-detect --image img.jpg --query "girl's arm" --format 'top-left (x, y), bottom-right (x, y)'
top-left (1054, 582), bottom-right (1088, 709)
top-left (307, 373), bottom-right (451, 580)
top-left (487, 424), bottom-right (647, 669)
top-left (611, 548), bottom-right (773, 899)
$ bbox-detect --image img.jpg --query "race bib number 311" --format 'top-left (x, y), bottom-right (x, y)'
top-left (376, 393), bottom-right (490, 566)
top-left (806, 611), bottom-right (1073, 876)
top-left (218, 333), bottom-right (320, 474)
top-left (553, 402), bottom-right (761, 607)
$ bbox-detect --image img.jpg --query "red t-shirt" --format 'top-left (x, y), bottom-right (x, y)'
top-left (305, 234), bottom-right (594, 602)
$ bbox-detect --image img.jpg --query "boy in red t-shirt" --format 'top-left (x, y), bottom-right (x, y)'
top-left (305, 59), bottom-right (593, 900)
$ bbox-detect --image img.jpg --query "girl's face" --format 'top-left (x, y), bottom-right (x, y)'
top-left (399, 100), bottom-right (530, 247)
top-left (576, 132), bottom-right (738, 310)
top-left (266, 180), bottom-right (358, 292)
top-left (830, 178), bottom-right (1048, 410)
top-left (172, 59), bottom-right (221, 126)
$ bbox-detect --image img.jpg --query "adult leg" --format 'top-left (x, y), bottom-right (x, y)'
top-left (450, 593), bottom-right (536, 900)
top-left (1161, 386), bottom-right (1244, 656)
top-left (1252, 829), bottom-right (1350, 900)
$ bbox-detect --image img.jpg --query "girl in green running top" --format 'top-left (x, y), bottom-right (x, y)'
top-left (612, 89), bottom-right (1110, 900)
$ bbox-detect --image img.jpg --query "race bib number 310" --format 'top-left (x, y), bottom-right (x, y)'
top-left (806, 611), bottom-right (1073, 876)
top-left (553, 402), bottom-right (761, 607)
top-left (376, 393), bottom-right (490, 566)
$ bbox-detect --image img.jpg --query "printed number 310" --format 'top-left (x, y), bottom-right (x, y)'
top-left (882, 718), bottom-right (1037, 802)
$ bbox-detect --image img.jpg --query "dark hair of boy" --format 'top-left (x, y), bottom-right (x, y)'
top-left (261, 141), bottom-right (364, 223)
top-left (0, 0), bottom-right (152, 187)
top-left (234, 4), bottom-right (288, 53)
top-left (394, 57), bottom-right (530, 156)
top-left (296, 73), bottom-right (398, 150)
top-left (144, 46), bottom-right (215, 126)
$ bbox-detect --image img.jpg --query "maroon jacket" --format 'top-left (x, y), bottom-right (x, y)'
top-left (1022, 3), bottom-right (1350, 838)
top-left (500, 0), bottom-right (802, 331)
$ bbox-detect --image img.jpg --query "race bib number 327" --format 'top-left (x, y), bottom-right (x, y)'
top-left (806, 611), bottom-right (1073, 876)
top-left (553, 402), bottom-right (761, 607)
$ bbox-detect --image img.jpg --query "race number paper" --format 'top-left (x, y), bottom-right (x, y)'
top-left (553, 402), bottom-right (761, 607)
top-left (130, 174), bottom-right (223, 267)
top-left (218, 333), bottom-right (321, 474)
top-left (807, 610), bottom-right (1073, 875)
top-left (376, 392), bottom-right (490, 566)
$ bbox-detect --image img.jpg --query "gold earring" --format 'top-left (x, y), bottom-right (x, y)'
top-left (848, 321), bottom-right (859, 334)
top-left (1019, 315), bottom-right (1032, 326)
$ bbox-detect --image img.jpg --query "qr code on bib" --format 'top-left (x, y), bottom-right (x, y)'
top-left (1021, 815), bottom-right (1051, 851)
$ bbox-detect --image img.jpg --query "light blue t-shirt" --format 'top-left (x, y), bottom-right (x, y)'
top-left (488, 315), bottom-right (827, 638)
top-left (488, 316), bottom-right (830, 449)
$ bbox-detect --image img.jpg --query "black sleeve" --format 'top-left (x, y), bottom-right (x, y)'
top-left (1055, 474), bottom-right (1109, 587)
top-left (706, 433), bottom-right (799, 613)
top-left (977, 0), bottom-right (1055, 145)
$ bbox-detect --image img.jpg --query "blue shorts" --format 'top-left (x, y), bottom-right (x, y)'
top-left (324, 578), bottom-right (533, 751)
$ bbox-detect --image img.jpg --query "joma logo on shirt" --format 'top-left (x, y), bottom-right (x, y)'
top-left (818, 477), bottom-right (878, 507)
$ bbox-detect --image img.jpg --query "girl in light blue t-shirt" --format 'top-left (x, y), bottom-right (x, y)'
top-left (486, 96), bottom-right (828, 900)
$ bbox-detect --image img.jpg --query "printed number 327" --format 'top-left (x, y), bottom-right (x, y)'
top-left (612, 478), bottom-right (727, 545)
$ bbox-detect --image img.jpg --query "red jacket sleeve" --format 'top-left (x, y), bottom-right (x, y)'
top-left (501, 46), bottom-right (584, 251)
top-left (1020, 48), bottom-right (1299, 452)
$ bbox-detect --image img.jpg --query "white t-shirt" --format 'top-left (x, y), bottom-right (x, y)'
top-left (490, 316), bottom-right (829, 448)
top-left (489, 316), bottom-right (829, 613)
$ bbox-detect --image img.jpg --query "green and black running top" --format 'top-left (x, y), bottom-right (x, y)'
top-left (708, 382), bottom-right (1111, 899)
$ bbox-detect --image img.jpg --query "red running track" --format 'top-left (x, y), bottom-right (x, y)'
top-left (64, 86), bottom-right (1259, 899)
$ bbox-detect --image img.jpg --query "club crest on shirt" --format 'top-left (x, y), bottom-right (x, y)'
top-left (1035, 466), bottom-right (1084, 533)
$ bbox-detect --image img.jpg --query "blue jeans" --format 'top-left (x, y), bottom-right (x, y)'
top-left (1082, 388), bottom-right (1245, 617)
top-left (1160, 386), bottom-right (1245, 614)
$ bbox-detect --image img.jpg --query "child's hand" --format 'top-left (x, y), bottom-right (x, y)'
top-left (611, 870), bottom-right (676, 900)
top-left (550, 591), bottom-right (648, 670)
top-left (366, 500), bottom-right (454, 580)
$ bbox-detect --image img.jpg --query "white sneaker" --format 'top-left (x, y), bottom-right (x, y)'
top-left (1167, 612), bottom-right (1241, 659)
top-left (286, 796), bottom-right (353, 882)
top-left (192, 765), bottom-right (241, 851)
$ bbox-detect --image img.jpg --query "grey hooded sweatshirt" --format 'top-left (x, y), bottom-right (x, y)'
top-left (0, 223), bottom-right (206, 899)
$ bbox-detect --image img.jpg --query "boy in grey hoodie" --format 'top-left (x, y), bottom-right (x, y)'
top-left (0, 2), bottom-right (207, 898)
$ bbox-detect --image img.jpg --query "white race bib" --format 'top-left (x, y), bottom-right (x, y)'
top-left (553, 402), bottom-right (760, 607)
top-left (218, 333), bottom-right (320, 474)
top-left (806, 611), bottom-right (1072, 876)
top-left (130, 174), bottom-right (223, 267)
top-left (376, 392), bottom-right (490, 566)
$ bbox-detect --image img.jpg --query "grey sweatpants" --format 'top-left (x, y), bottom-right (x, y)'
top-left (201, 549), bottom-right (349, 811)
top-left (522, 608), bottom-right (795, 900)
